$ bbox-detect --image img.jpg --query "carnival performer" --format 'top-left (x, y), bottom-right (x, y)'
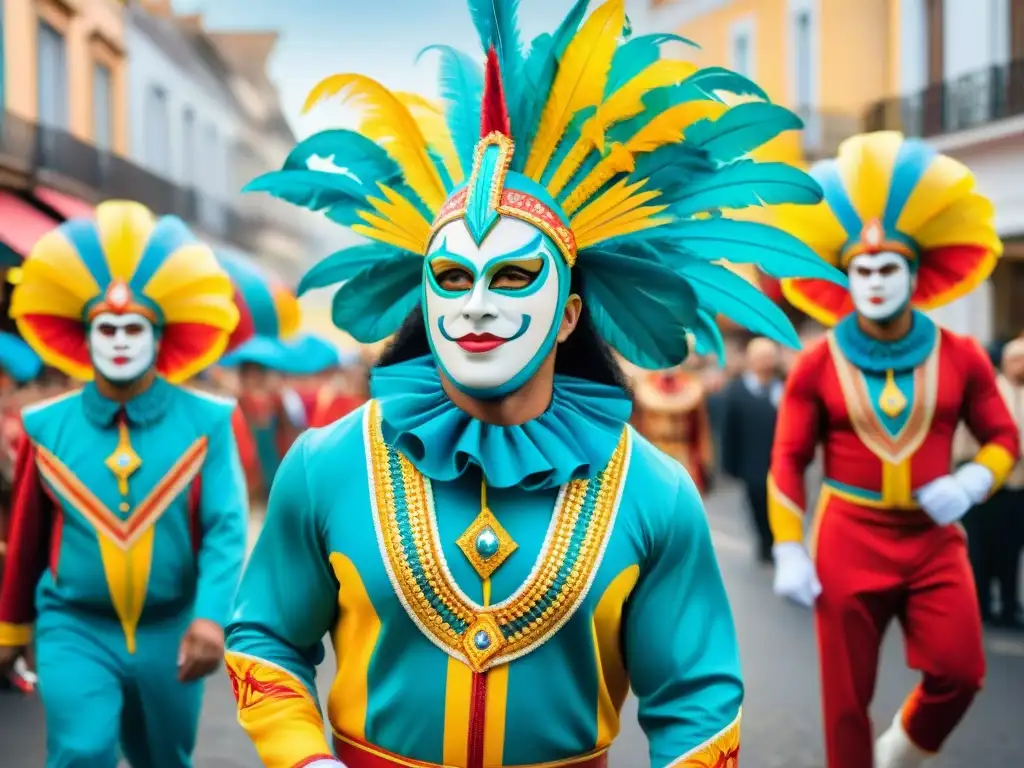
top-left (630, 363), bottom-right (714, 494)
top-left (767, 131), bottom-right (1018, 768)
top-left (0, 201), bottom-right (248, 768)
top-left (224, 1), bottom-right (845, 766)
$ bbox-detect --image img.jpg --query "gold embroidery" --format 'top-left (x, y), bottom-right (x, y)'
top-left (455, 484), bottom-right (518, 581)
top-left (105, 420), bottom-right (142, 495)
top-left (365, 401), bottom-right (628, 672)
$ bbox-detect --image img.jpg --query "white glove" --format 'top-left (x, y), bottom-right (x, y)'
top-left (914, 473), bottom-right (975, 526)
top-left (954, 462), bottom-right (994, 504)
top-left (304, 761), bottom-right (346, 768)
top-left (772, 542), bottom-right (821, 608)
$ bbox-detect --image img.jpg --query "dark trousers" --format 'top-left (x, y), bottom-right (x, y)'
top-left (744, 481), bottom-right (773, 562)
top-left (963, 487), bottom-right (1023, 622)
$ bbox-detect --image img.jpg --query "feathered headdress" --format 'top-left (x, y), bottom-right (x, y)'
top-left (10, 200), bottom-right (239, 382)
top-left (215, 249), bottom-right (302, 351)
top-left (773, 131), bottom-right (1002, 326)
top-left (245, 0), bottom-right (845, 367)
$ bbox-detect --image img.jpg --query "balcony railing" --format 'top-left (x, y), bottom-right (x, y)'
top-left (864, 59), bottom-right (1024, 138)
top-left (0, 112), bottom-right (260, 251)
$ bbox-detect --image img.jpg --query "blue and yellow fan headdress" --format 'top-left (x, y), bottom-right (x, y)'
top-left (10, 200), bottom-right (240, 382)
top-left (773, 131), bottom-right (1002, 326)
top-left (215, 249), bottom-right (302, 351)
top-left (245, 0), bottom-right (845, 367)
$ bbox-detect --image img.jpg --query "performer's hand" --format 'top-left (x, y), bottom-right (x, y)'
top-left (177, 619), bottom-right (225, 683)
top-left (953, 462), bottom-right (994, 505)
top-left (771, 542), bottom-right (821, 609)
top-left (914, 474), bottom-right (973, 526)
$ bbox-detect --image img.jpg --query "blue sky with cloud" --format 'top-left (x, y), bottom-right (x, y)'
top-left (172, 0), bottom-right (585, 138)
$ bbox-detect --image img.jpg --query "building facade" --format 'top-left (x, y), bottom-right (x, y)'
top-left (126, 1), bottom-right (244, 245)
top-left (3, 0), bottom-right (129, 157)
top-left (865, 0), bottom-right (1022, 343)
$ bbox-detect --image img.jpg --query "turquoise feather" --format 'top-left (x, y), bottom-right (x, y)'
top-left (297, 243), bottom-right (412, 296)
top-left (281, 129), bottom-right (402, 185)
top-left (419, 45), bottom-right (483, 173)
top-left (581, 248), bottom-right (696, 369)
top-left (427, 147), bottom-right (455, 193)
top-left (672, 66), bottom-right (769, 102)
top-left (691, 308), bottom-right (726, 361)
top-left (467, 0), bottom-right (524, 148)
top-left (673, 260), bottom-right (801, 348)
top-left (511, 0), bottom-right (590, 170)
top-left (686, 103), bottom-right (803, 164)
top-left (541, 106), bottom-right (597, 188)
top-left (331, 258), bottom-right (423, 343)
top-left (243, 169), bottom-right (370, 213)
top-left (638, 219), bottom-right (847, 285)
top-left (669, 160), bottom-right (822, 216)
top-left (604, 33), bottom-right (697, 96)
top-left (630, 144), bottom-right (714, 199)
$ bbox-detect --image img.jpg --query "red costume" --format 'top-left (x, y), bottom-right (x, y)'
top-left (768, 132), bottom-right (1018, 768)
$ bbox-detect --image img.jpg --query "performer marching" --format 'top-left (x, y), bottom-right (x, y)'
top-left (768, 131), bottom-right (1019, 768)
top-left (224, 1), bottom-right (844, 766)
top-left (0, 201), bottom-right (249, 767)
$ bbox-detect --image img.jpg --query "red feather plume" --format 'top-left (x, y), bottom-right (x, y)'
top-left (480, 46), bottom-right (511, 138)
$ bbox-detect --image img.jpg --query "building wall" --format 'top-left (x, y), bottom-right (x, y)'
top-left (663, 0), bottom-right (892, 166)
top-left (3, 0), bottom-right (128, 154)
top-left (124, 13), bottom-right (240, 199)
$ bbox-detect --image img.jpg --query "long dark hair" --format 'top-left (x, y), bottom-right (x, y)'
top-left (375, 272), bottom-right (630, 390)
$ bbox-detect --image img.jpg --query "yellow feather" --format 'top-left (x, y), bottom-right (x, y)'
top-left (523, 0), bottom-right (626, 179)
top-left (95, 201), bottom-right (157, 282)
top-left (365, 93), bottom-right (464, 185)
top-left (365, 184), bottom-right (432, 254)
top-left (575, 206), bottom-right (670, 250)
top-left (912, 192), bottom-right (1001, 252)
top-left (834, 132), bottom-right (902, 224)
top-left (895, 154), bottom-right (975, 235)
top-left (769, 201), bottom-right (848, 266)
top-left (562, 99), bottom-right (726, 215)
top-left (546, 60), bottom-right (698, 197)
top-left (353, 205), bottom-right (427, 254)
top-left (304, 73), bottom-right (447, 211)
top-left (571, 177), bottom-right (651, 231)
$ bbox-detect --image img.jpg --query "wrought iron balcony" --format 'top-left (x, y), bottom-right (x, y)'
top-left (1, 114), bottom-right (258, 248)
top-left (864, 59), bottom-right (1024, 138)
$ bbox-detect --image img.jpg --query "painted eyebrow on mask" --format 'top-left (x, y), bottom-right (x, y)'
top-left (480, 234), bottom-right (547, 276)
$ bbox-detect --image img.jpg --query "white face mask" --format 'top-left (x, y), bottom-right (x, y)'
top-left (423, 216), bottom-right (568, 399)
top-left (88, 312), bottom-right (157, 383)
top-left (847, 251), bottom-right (913, 322)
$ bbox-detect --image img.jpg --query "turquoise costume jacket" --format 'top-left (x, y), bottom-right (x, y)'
top-left (226, 357), bottom-right (742, 768)
top-left (0, 378), bottom-right (248, 652)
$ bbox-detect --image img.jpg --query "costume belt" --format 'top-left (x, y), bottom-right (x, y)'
top-left (333, 735), bottom-right (609, 768)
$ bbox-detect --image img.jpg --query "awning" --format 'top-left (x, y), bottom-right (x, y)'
top-left (33, 186), bottom-right (95, 220)
top-left (0, 191), bottom-right (59, 260)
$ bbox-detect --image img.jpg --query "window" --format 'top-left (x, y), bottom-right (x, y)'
top-left (730, 18), bottom-right (755, 78)
top-left (204, 122), bottom-right (220, 193)
top-left (182, 107), bottom-right (196, 185)
top-left (93, 64), bottom-right (113, 150)
top-left (37, 21), bottom-right (68, 128)
top-left (733, 34), bottom-right (750, 76)
top-left (794, 11), bottom-right (812, 109)
top-left (144, 85), bottom-right (170, 175)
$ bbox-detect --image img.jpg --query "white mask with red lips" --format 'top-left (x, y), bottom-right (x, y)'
top-left (88, 312), bottom-right (157, 383)
top-left (847, 251), bottom-right (915, 322)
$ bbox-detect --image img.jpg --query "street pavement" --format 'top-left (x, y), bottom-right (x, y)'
top-left (2, 482), bottom-right (1023, 766)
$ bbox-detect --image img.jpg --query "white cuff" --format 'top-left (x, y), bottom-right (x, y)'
top-left (955, 462), bottom-right (994, 505)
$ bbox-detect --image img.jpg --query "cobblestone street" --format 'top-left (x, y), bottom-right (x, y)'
top-left (3, 483), bottom-right (1023, 766)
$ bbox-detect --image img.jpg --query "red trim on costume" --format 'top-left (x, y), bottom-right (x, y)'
top-left (467, 671), bottom-right (488, 768)
top-left (0, 440), bottom-right (52, 626)
top-left (188, 472), bottom-right (203, 557)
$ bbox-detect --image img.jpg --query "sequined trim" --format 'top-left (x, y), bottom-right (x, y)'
top-left (430, 132), bottom-right (578, 267)
top-left (666, 709), bottom-right (741, 767)
top-left (826, 330), bottom-right (940, 464)
top-left (364, 400), bottom-right (628, 672)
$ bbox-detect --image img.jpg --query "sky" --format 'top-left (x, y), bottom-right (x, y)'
top-left (172, 0), bottom-right (589, 138)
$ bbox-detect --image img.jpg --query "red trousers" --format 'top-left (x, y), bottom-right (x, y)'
top-left (813, 493), bottom-right (985, 768)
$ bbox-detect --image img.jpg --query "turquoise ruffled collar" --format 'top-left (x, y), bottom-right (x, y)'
top-left (81, 376), bottom-right (174, 427)
top-left (833, 310), bottom-right (937, 373)
top-left (370, 355), bottom-right (632, 491)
